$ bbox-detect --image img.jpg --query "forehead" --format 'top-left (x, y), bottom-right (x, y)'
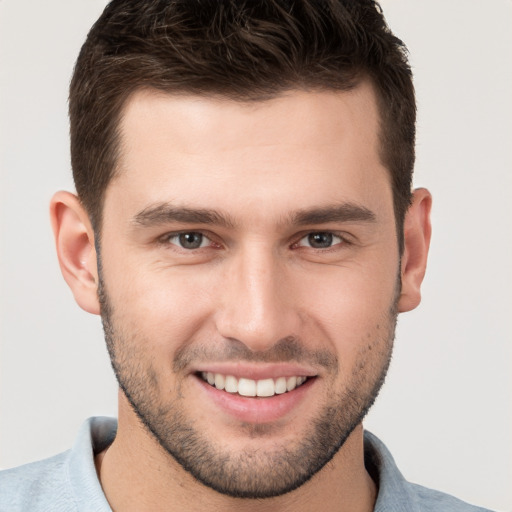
top-left (106, 83), bottom-right (391, 222)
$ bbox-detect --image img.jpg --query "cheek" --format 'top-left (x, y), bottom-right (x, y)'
top-left (103, 255), bottom-right (217, 354)
top-left (294, 260), bottom-right (398, 353)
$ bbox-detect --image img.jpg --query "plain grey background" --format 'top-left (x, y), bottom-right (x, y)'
top-left (1, 1), bottom-right (511, 510)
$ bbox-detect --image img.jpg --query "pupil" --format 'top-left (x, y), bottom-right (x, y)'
top-left (308, 232), bottom-right (333, 248)
top-left (179, 232), bottom-right (203, 249)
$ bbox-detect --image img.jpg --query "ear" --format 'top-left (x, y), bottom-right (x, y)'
top-left (50, 191), bottom-right (100, 315)
top-left (397, 188), bottom-right (432, 313)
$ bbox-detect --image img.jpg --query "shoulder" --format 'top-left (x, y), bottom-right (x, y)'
top-left (364, 431), bottom-right (496, 512)
top-left (409, 483), bottom-right (495, 512)
top-left (0, 417), bottom-right (115, 512)
top-left (0, 451), bottom-right (77, 512)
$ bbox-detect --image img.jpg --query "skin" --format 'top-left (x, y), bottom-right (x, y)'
top-left (50, 81), bottom-right (431, 512)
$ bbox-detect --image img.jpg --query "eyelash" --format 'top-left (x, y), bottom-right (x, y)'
top-left (293, 232), bottom-right (349, 251)
top-left (158, 230), bottom-right (351, 252)
top-left (158, 231), bottom-right (219, 250)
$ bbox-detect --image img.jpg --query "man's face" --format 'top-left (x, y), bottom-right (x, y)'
top-left (98, 84), bottom-right (400, 498)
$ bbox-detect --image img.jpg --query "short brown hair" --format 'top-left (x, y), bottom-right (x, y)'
top-left (70, 0), bottom-right (415, 244)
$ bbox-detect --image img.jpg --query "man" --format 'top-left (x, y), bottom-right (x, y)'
top-left (0, 1), bottom-right (495, 511)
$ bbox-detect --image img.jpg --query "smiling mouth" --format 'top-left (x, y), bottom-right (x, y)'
top-left (198, 372), bottom-right (310, 397)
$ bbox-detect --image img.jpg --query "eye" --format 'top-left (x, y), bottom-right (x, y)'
top-left (297, 232), bottom-right (344, 249)
top-left (165, 232), bottom-right (211, 250)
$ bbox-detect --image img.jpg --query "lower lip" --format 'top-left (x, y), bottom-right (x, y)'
top-left (195, 375), bottom-right (315, 424)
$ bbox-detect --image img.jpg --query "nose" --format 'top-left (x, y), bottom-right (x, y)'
top-left (214, 244), bottom-right (300, 352)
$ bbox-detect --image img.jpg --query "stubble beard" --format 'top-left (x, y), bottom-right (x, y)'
top-left (98, 272), bottom-right (397, 499)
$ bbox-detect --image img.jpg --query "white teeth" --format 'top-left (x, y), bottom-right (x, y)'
top-left (225, 375), bottom-right (238, 393)
top-left (256, 378), bottom-right (275, 397)
top-left (201, 372), bottom-right (309, 397)
top-left (275, 377), bottom-right (287, 394)
top-left (214, 373), bottom-right (225, 390)
top-left (238, 378), bottom-right (257, 397)
top-left (286, 376), bottom-right (297, 391)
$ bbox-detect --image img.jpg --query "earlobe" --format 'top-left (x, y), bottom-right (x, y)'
top-left (50, 191), bottom-right (100, 315)
top-left (397, 188), bottom-right (432, 313)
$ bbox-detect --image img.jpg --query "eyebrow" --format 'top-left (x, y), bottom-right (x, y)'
top-left (291, 203), bottom-right (376, 225)
top-left (133, 204), bottom-right (236, 228)
top-left (132, 202), bottom-right (376, 229)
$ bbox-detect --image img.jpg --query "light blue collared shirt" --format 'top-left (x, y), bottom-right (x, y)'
top-left (0, 417), bottom-right (494, 511)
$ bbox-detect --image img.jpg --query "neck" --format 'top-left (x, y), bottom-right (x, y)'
top-left (96, 398), bottom-right (376, 512)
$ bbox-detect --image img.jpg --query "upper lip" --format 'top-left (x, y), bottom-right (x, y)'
top-left (192, 363), bottom-right (318, 380)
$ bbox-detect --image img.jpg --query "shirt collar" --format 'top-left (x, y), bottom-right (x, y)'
top-left (364, 430), bottom-right (421, 512)
top-left (69, 418), bottom-right (420, 511)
